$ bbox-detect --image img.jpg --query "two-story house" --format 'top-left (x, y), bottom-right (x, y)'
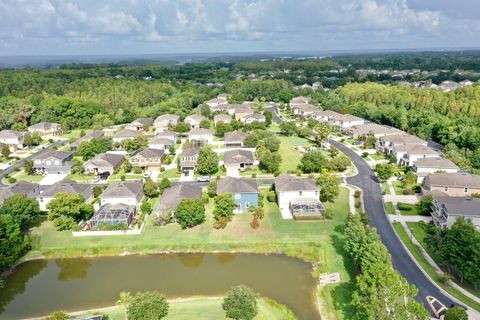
top-left (242, 113), bottom-right (266, 124)
top-left (274, 174), bottom-right (324, 219)
top-left (130, 148), bottom-right (165, 171)
top-left (412, 157), bottom-right (459, 182)
top-left (184, 115), bottom-right (206, 129)
top-left (112, 129), bottom-right (142, 143)
top-left (392, 144), bottom-right (439, 166)
top-left (154, 114), bottom-right (180, 132)
top-left (99, 181), bottom-right (144, 208)
top-left (223, 149), bottom-right (254, 174)
top-left (214, 114), bottom-right (232, 125)
top-left (376, 134), bottom-right (427, 154)
top-left (0, 181), bottom-right (40, 204)
top-left (28, 122), bottom-right (62, 137)
top-left (0, 130), bottom-right (25, 151)
top-left (180, 147), bottom-right (200, 173)
top-left (329, 114), bottom-right (365, 128)
top-left (83, 152), bottom-right (124, 176)
top-left (430, 194), bottom-right (480, 230)
top-left (224, 130), bottom-right (248, 148)
top-left (33, 150), bottom-right (75, 175)
top-left (343, 123), bottom-right (404, 139)
top-left (217, 177), bottom-right (259, 213)
top-left (188, 128), bottom-right (214, 146)
top-left (149, 137), bottom-right (175, 151)
top-left (422, 173), bottom-right (480, 197)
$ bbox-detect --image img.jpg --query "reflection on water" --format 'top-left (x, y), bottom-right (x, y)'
top-left (0, 253), bottom-right (320, 320)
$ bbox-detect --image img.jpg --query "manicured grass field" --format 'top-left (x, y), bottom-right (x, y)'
top-left (75, 297), bottom-right (295, 320)
top-left (392, 181), bottom-right (404, 195)
top-left (61, 129), bottom-right (94, 140)
top-left (369, 153), bottom-right (385, 161)
top-left (384, 202), bottom-right (396, 215)
top-left (381, 182), bottom-right (390, 195)
top-left (4, 170), bottom-right (44, 184)
top-left (159, 168), bottom-right (181, 179)
top-left (397, 203), bottom-right (420, 216)
top-left (28, 187), bottom-right (354, 319)
top-left (393, 222), bottom-right (480, 311)
top-left (277, 136), bottom-right (310, 172)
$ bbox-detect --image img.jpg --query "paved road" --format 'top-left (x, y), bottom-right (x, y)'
top-left (0, 141), bottom-right (64, 187)
top-left (330, 140), bottom-right (458, 314)
top-left (264, 103), bottom-right (283, 123)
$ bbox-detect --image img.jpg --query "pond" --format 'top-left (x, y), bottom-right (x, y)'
top-left (0, 253), bottom-right (320, 320)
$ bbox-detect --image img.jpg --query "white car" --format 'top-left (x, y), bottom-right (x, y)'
top-left (143, 171), bottom-right (152, 178)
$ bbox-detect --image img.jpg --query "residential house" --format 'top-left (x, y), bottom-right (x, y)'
top-left (0, 181), bottom-right (40, 203)
top-left (422, 173), bottom-right (480, 197)
top-left (28, 122), bottom-right (62, 137)
top-left (156, 130), bottom-right (178, 142)
top-left (292, 104), bottom-right (317, 118)
top-left (0, 130), bottom-right (25, 151)
top-left (155, 184), bottom-right (202, 216)
top-left (112, 129), bottom-right (141, 143)
top-left (311, 110), bottom-right (343, 122)
top-left (412, 157), bottom-right (459, 182)
top-left (214, 114), bottom-right (232, 125)
top-left (189, 128), bottom-right (214, 145)
top-left (343, 123), bottom-right (404, 139)
top-left (83, 153), bottom-right (124, 176)
top-left (393, 144), bottom-right (439, 166)
top-left (242, 113), bottom-right (266, 124)
top-left (89, 203), bottom-right (136, 228)
top-left (376, 134), bottom-right (427, 154)
top-left (124, 118), bottom-right (154, 131)
top-left (154, 114), bottom-right (180, 132)
top-left (180, 147), bottom-right (200, 172)
top-left (184, 115), bottom-right (206, 129)
top-left (149, 137), bottom-right (175, 151)
top-left (329, 114), bottom-right (365, 128)
top-left (70, 130), bottom-right (104, 151)
top-left (33, 150), bottom-right (75, 175)
top-left (224, 130), bottom-right (248, 148)
top-left (130, 148), bottom-right (165, 171)
top-left (232, 104), bottom-right (254, 120)
top-left (217, 177), bottom-right (259, 213)
top-left (224, 149), bottom-right (254, 173)
top-left (430, 194), bottom-right (480, 229)
top-left (99, 181), bottom-right (144, 208)
top-left (206, 93), bottom-right (229, 108)
top-left (274, 174), bottom-right (324, 219)
top-left (290, 96), bottom-right (311, 107)
top-left (38, 180), bottom-right (93, 211)
top-left (438, 80), bottom-right (461, 92)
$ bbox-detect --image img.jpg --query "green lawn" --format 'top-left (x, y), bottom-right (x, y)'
top-left (74, 297), bottom-right (295, 320)
top-left (61, 129), bottom-right (94, 140)
top-left (392, 181), bottom-right (404, 195)
top-left (381, 182), bottom-right (390, 195)
top-left (159, 168), bottom-right (180, 179)
top-left (28, 187), bottom-right (354, 319)
top-left (3, 170), bottom-right (44, 184)
top-left (393, 222), bottom-right (480, 311)
top-left (384, 202), bottom-right (396, 215)
top-left (108, 168), bottom-right (143, 181)
top-left (239, 166), bottom-right (263, 177)
top-left (369, 153), bottom-right (385, 161)
top-left (397, 203), bottom-right (420, 216)
top-left (278, 136), bottom-right (310, 173)
top-left (407, 222), bottom-right (480, 300)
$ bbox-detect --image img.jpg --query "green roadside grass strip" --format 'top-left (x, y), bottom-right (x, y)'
top-left (381, 182), bottom-right (390, 195)
top-left (393, 222), bottom-right (480, 311)
top-left (392, 181), bottom-right (404, 195)
top-left (384, 202), bottom-right (395, 215)
top-left (407, 222), bottom-right (480, 300)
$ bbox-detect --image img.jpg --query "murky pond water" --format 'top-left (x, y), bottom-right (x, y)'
top-left (0, 253), bottom-right (320, 319)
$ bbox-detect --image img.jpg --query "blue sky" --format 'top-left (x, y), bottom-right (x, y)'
top-left (0, 0), bottom-right (479, 56)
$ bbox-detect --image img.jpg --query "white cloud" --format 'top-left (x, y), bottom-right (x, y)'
top-left (0, 0), bottom-right (478, 55)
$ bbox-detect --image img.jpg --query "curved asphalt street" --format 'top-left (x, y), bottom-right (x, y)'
top-left (330, 140), bottom-right (458, 313)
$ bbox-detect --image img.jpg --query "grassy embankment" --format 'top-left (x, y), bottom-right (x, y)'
top-left (28, 187), bottom-right (356, 319)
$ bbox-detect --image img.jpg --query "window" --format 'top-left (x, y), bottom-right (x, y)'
top-left (315, 191), bottom-right (318, 195)
top-left (299, 191), bottom-right (303, 196)
top-left (234, 193), bottom-right (241, 199)
top-left (55, 160), bottom-right (60, 165)
top-left (46, 160), bottom-right (51, 165)
top-left (444, 186), bottom-right (449, 192)
top-left (465, 187), bottom-right (469, 193)
top-left (245, 202), bottom-right (250, 208)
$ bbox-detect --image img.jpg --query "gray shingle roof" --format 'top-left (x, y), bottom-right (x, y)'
top-left (434, 195), bottom-right (480, 217)
top-left (156, 184), bottom-right (202, 213)
top-left (134, 148), bottom-right (165, 158)
top-left (36, 150), bottom-right (72, 161)
top-left (182, 147), bottom-right (200, 157)
top-left (424, 173), bottom-right (480, 189)
top-left (114, 129), bottom-right (141, 138)
top-left (41, 180), bottom-right (91, 197)
top-left (84, 153), bottom-right (124, 168)
top-left (224, 149), bottom-right (254, 164)
top-left (0, 181), bottom-right (38, 202)
top-left (70, 130), bottom-right (104, 148)
top-left (0, 130), bottom-right (25, 139)
top-left (101, 181), bottom-right (144, 198)
top-left (217, 177), bottom-right (258, 194)
top-left (275, 174), bottom-right (319, 192)
top-left (224, 130), bottom-right (248, 143)
top-left (189, 128), bottom-right (214, 135)
top-left (413, 157), bottom-right (458, 169)
top-left (29, 122), bottom-right (60, 130)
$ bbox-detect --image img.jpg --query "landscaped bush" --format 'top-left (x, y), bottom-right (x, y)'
top-left (95, 222), bottom-right (129, 231)
top-left (402, 188), bottom-right (415, 195)
top-left (293, 214), bottom-right (324, 221)
top-left (397, 203), bottom-right (413, 211)
top-left (362, 152), bottom-right (369, 158)
top-left (267, 191), bottom-right (276, 202)
top-left (412, 185), bottom-right (421, 193)
top-left (354, 190), bottom-right (361, 198)
top-left (13, 166), bottom-right (20, 172)
top-left (8, 177), bottom-right (16, 184)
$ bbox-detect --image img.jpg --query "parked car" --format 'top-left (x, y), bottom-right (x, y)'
top-left (93, 176), bottom-right (101, 183)
top-left (197, 176), bottom-right (210, 182)
top-left (143, 171), bottom-right (152, 178)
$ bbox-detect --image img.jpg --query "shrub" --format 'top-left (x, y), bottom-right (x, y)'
top-left (402, 188), bottom-right (415, 195)
top-left (207, 180), bottom-right (217, 198)
top-left (354, 200), bottom-right (361, 209)
top-left (324, 209), bottom-right (333, 219)
top-left (296, 169), bottom-right (302, 176)
top-left (133, 166), bottom-right (143, 174)
top-left (45, 311), bottom-right (70, 320)
top-left (412, 185), bottom-right (421, 193)
top-left (397, 203), bottom-right (413, 211)
top-left (126, 291), bottom-right (169, 320)
top-left (120, 174), bottom-right (126, 181)
top-left (223, 285), bottom-right (258, 320)
top-left (13, 166), bottom-right (20, 172)
top-left (251, 173), bottom-right (256, 178)
top-left (154, 209), bottom-right (173, 226)
top-left (250, 216), bottom-right (260, 229)
top-left (362, 152), bottom-right (369, 158)
top-left (140, 202), bottom-right (152, 215)
top-left (95, 222), bottom-right (129, 231)
top-left (354, 190), bottom-right (361, 198)
top-left (265, 191), bottom-right (275, 203)
top-left (444, 306), bottom-right (468, 320)
top-left (8, 177), bottom-right (16, 184)
top-left (160, 167), bottom-right (165, 172)
top-left (175, 199), bottom-right (206, 229)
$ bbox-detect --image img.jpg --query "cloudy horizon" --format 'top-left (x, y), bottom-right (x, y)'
top-left (0, 0), bottom-right (479, 56)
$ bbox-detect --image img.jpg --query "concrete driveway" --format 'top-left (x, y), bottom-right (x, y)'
top-left (39, 173), bottom-right (66, 186)
top-left (179, 170), bottom-right (194, 182)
